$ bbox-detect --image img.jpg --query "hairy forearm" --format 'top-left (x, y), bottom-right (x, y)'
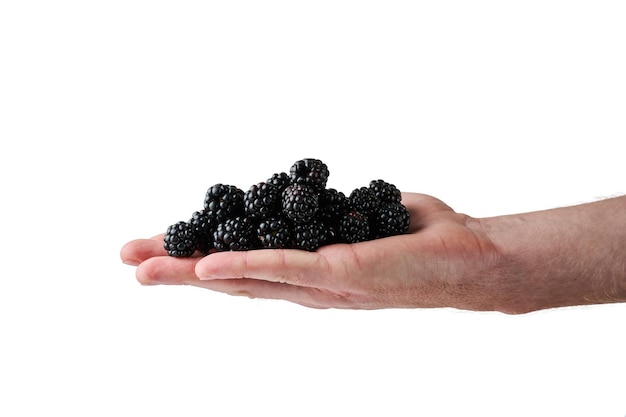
top-left (476, 195), bottom-right (626, 314)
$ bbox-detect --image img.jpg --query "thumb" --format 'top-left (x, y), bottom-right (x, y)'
top-left (194, 248), bottom-right (332, 288)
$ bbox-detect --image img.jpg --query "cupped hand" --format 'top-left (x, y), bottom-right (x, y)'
top-left (120, 193), bottom-right (503, 311)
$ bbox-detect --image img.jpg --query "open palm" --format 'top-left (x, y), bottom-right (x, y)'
top-left (121, 193), bottom-right (501, 311)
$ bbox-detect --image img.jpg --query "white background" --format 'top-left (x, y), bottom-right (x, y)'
top-left (1, 1), bottom-right (624, 416)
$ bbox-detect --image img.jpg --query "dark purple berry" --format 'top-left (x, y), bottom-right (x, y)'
top-left (244, 182), bottom-right (282, 219)
top-left (338, 210), bottom-right (371, 243)
top-left (369, 179), bottom-right (402, 204)
top-left (282, 183), bottom-right (319, 224)
top-left (348, 187), bottom-right (379, 218)
top-left (188, 210), bottom-right (216, 254)
top-left (164, 221), bottom-right (197, 257)
top-left (204, 184), bottom-right (245, 222)
top-left (292, 219), bottom-right (328, 251)
top-left (257, 216), bottom-right (292, 249)
top-left (265, 172), bottom-right (291, 194)
top-left (372, 202), bottom-right (410, 238)
top-left (289, 158), bottom-right (329, 192)
top-left (319, 188), bottom-right (348, 224)
top-left (213, 216), bottom-right (258, 251)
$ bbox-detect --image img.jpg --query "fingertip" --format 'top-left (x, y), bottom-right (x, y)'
top-left (195, 251), bottom-right (245, 280)
top-left (195, 249), bottom-right (283, 280)
top-left (195, 248), bottom-right (330, 288)
top-left (120, 238), bottom-right (167, 266)
top-left (135, 255), bottom-right (200, 285)
top-left (134, 258), bottom-right (154, 285)
top-left (120, 240), bottom-right (142, 266)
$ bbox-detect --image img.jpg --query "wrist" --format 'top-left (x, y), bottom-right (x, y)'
top-left (474, 197), bottom-right (626, 314)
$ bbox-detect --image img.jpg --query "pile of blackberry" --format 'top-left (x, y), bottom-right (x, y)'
top-left (163, 158), bottom-right (410, 257)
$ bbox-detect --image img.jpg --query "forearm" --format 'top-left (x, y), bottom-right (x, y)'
top-left (476, 195), bottom-right (626, 314)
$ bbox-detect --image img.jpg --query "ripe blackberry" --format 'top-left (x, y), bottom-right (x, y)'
top-left (244, 182), bottom-right (282, 219)
top-left (213, 216), bottom-right (258, 252)
top-left (372, 202), bottom-right (410, 238)
top-left (265, 172), bottom-right (291, 194)
top-left (204, 184), bottom-right (245, 222)
top-left (292, 219), bottom-right (328, 251)
top-left (337, 210), bottom-right (371, 243)
top-left (256, 216), bottom-right (292, 249)
top-left (162, 158), bottom-right (411, 256)
top-left (164, 221), bottom-right (197, 257)
top-left (188, 210), bottom-right (216, 254)
top-left (282, 184), bottom-right (319, 224)
top-left (369, 179), bottom-right (402, 204)
top-left (319, 188), bottom-right (348, 224)
top-left (289, 158), bottom-right (329, 192)
top-left (348, 187), bottom-right (380, 218)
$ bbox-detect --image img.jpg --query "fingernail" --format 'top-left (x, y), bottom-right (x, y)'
top-left (197, 274), bottom-right (215, 281)
top-left (196, 268), bottom-right (218, 280)
top-left (195, 265), bottom-right (215, 280)
top-left (123, 259), bottom-right (140, 266)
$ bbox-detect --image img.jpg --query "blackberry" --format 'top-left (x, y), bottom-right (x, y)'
top-left (162, 158), bottom-right (410, 256)
top-left (265, 172), bottom-right (291, 194)
top-left (319, 188), bottom-right (348, 224)
top-left (244, 182), bottom-right (282, 219)
top-left (204, 184), bottom-right (245, 222)
top-left (164, 221), bottom-right (197, 257)
top-left (292, 219), bottom-right (328, 251)
top-left (372, 202), bottom-right (410, 238)
top-left (282, 184), bottom-right (319, 224)
top-left (369, 179), bottom-right (402, 204)
top-left (289, 158), bottom-right (329, 192)
top-left (188, 210), bottom-right (216, 254)
top-left (256, 216), bottom-right (292, 249)
top-left (337, 210), bottom-right (371, 243)
top-left (348, 187), bottom-right (380, 218)
top-left (213, 216), bottom-right (258, 252)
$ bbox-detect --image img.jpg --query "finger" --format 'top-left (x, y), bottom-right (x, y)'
top-left (401, 193), bottom-right (455, 231)
top-left (194, 248), bottom-right (334, 288)
top-left (121, 234), bottom-right (201, 265)
top-left (120, 238), bottom-right (167, 266)
top-left (401, 192), bottom-right (453, 213)
top-left (135, 255), bottom-right (202, 285)
top-left (188, 278), bottom-right (357, 309)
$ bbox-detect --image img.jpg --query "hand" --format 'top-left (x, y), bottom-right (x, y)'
top-left (120, 193), bottom-right (504, 311)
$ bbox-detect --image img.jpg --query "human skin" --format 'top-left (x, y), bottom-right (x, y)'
top-left (120, 193), bottom-right (626, 314)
